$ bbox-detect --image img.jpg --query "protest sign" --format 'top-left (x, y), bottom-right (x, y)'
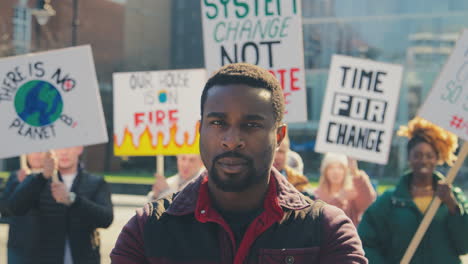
top-left (315, 55), bottom-right (403, 164)
top-left (0, 45), bottom-right (108, 158)
top-left (201, 0), bottom-right (307, 122)
top-left (419, 29), bottom-right (468, 141)
top-left (113, 69), bottom-right (206, 156)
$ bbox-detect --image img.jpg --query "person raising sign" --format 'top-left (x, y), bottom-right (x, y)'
top-left (8, 147), bottom-right (114, 264)
top-left (358, 117), bottom-right (468, 263)
top-left (314, 153), bottom-right (376, 226)
top-left (1, 152), bottom-right (45, 264)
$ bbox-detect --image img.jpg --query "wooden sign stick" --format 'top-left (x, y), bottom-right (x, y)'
top-left (47, 150), bottom-right (59, 183)
top-left (20, 154), bottom-right (28, 170)
top-left (156, 155), bottom-right (164, 177)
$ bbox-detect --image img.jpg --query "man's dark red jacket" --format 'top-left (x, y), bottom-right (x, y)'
top-left (111, 169), bottom-right (367, 264)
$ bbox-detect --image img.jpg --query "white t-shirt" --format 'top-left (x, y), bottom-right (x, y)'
top-left (61, 172), bottom-right (77, 264)
top-left (62, 173), bottom-right (77, 190)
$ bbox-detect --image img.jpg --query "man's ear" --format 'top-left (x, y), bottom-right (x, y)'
top-left (276, 124), bottom-right (287, 146)
top-left (198, 120), bottom-right (202, 133)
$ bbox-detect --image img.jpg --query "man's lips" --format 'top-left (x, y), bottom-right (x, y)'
top-left (216, 157), bottom-right (248, 174)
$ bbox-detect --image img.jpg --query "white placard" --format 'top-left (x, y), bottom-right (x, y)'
top-left (113, 69), bottom-right (206, 156)
top-left (0, 46), bottom-right (108, 159)
top-left (201, 0), bottom-right (307, 123)
top-left (315, 55), bottom-right (403, 164)
top-left (419, 29), bottom-right (468, 141)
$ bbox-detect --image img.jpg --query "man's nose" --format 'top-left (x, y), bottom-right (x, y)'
top-left (221, 127), bottom-right (245, 150)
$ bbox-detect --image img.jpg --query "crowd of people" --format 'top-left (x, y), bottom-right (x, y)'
top-left (0, 63), bottom-right (467, 264)
top-left (1, 147), bottom-right (113, 264)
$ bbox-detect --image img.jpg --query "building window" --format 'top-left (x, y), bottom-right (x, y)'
top-left (12, 6), bottom-right (31, 54)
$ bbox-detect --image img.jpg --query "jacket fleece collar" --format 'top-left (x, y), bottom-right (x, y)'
top-left (166, 167), bottom-right (310, 216)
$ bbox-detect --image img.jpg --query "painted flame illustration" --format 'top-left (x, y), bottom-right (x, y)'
top-left (113, 123), bottom-right (200, 156)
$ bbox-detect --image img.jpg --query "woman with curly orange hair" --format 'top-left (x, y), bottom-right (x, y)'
top-left (358, 117), bottom-right (468, 264)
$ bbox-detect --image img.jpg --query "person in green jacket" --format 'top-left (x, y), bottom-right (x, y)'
top-left (358, 117), bottom-right (468, 264)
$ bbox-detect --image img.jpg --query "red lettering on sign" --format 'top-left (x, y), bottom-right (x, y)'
top-left (134, 112), bottom-right (144, 127)
top-left (268, 68), bottom-right (302, 91)
top-left (290, 68), bottom-right (300, 91)
top-left (133, 109), bottom-right (179, 127)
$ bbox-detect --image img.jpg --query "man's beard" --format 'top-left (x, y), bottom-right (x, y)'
top-left (209, 151), bottom-right (268, 192)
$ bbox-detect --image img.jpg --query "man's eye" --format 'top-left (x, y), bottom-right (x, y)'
top-left (210, 120), bottom-right (224, 126)
top-left (246, 122), bottom-right (262, 128)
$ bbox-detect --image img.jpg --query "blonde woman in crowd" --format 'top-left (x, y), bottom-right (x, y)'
top-left (314, 152), bottom-right (376, 226)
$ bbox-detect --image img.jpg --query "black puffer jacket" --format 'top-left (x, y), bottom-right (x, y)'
top-left (1, 171), bottom-right (38, 258)
top-left (9, 167), bottom-right (113, 264)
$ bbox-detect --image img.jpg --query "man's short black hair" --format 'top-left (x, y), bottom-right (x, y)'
top-left (200, 63), bottom-right (285, 125)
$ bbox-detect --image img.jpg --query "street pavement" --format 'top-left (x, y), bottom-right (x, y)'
top-left (1, 194), bottom-right (468, 263)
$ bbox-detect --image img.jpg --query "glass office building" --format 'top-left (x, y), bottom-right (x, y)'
top-left (293, 0), bottom-right (468, 178)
